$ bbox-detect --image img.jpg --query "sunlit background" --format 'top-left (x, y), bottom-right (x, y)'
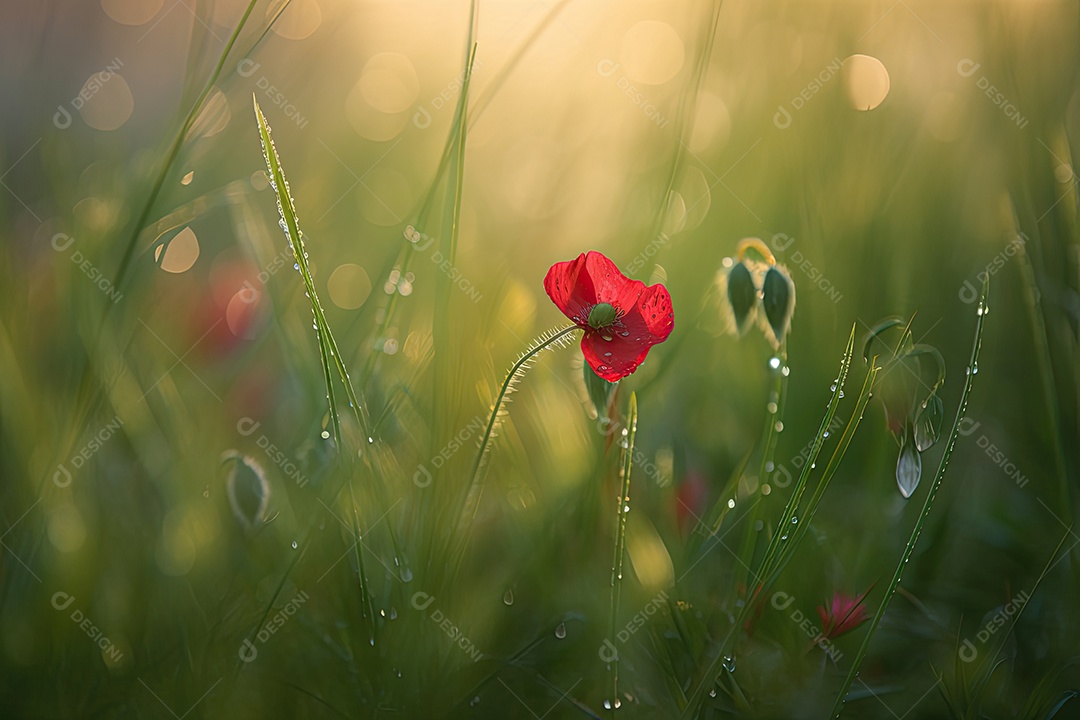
top-left (1, 0), bottom-right (1078, 717)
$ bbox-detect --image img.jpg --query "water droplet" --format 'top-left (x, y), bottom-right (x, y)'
top-left (470, 696), bottom-right (480, 707)
top-left (400, 568), bottom-right (413, 582)
top-left (723, 654), bottom-right (737, 672)
top-left (838, 390), bottom-right (845, 398)
top-left (830, 382), bottom-right (838, 392)
top-left (554, 623), bottom-right (567, 639)
top-left (708, 689), bottom-right (717, 698)
top-left (503, 589), bottom-right (514, 605)
top-left (727, 498), bottom-right (735, 509)
top-left (769, 357), bottom-right (781, 369)
top-left (767, 401), bottom-right (778, 414)
top-left (389, 607), bottom-right (398, 619)
top-left (202, 486), bottom-right (209, 498)
top-left (291, 540), bottom-right (298, 549)
top-left (774, 421), bottom-right (784, 432)
top-left (823, 431), bottom-right (830, 438)
top-left (321, 430), bottom-right (330, 439)
top-left (781, 365), bottom-right (790, 377)
top-left (602, 334), bottom-right (613, 342)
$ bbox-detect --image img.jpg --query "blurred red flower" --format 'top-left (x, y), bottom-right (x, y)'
top-left (544, 251), bottom-right (674, 382)
top-left (817, 588), bottom-right (872, 640)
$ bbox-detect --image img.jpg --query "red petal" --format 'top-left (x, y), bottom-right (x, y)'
top-left (581, 332), bottom-right (651, 381)
top-left (543, 253), bottom-right (598, 324)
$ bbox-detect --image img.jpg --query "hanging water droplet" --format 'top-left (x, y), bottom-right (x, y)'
top-left (769, 357), bottom-right (781, 369)
top-left (708, 689), bottom-right (717, 698)
top-left (554, 623), bottom-right (567, 639)
top-left (321, 430), bottom-right (330, 439)
top-left (774, 421), bottom-right (784, 432)
top-left (781, 365), bottom-right (790, 377)
top-left (400, 567), bottom-right (413, 582)
top-left (838, 390), bottom-right (845, 398)
top-left (291, 540), bottom-right (298, 549)
top-left (723, 654), bottom-right (737, 672)
top-left (503, 589), bottom-right (514, 605)
top-left (823, 431), bottom-right (830, 438)
top-left (767, 401), bottom-right (778, 414)
top-left (727, 498), bottom-right (735, 509)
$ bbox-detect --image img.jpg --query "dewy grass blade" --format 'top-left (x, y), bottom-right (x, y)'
top-left (253, 97), bottom-right (369, 445)
top-left (830, 277), bottom-right (990, 719)
top-left (608, 392), bottom-right (638, 717)
top-left (681, 325), bottom-right (857, 719)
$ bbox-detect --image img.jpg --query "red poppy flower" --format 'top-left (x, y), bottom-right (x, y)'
top-left (544, 251), bottom-right (674, 382)
top-left (816, 588), bottom-right (872, 640)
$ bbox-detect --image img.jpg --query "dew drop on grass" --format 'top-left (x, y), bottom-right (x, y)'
top-left (202, 486), bottom-right (209, 498)
top-left (769, 357), bottom-right (781, 369)
top-left (767, 401), bottom-right (778, 414)
top-left (389, 607), bottom-right (398, 620)
top-left (400, 568), bottom-right (413, 582)
top-left (555, 623), bottom-right (566, 639)
top-left (723, 654), bottom-right (737, 672)
top-left (470, 697), bottom-right (480, 707)
top-left (781, 365), bottom-right (790, 377)
top-left (321, 430), bottom-right (330, 439)
top-left (774, 421), bottom-right (784, 432)
top-left (727, 498), bottom-right (735, 509)
top-left (503, 589), bottom-right (514, 605)
top-left (291, 541), bottom-right (298, 549)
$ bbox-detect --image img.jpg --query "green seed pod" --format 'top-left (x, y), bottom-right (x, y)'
top-left (726, 261), bottom-right (758, 334)
top-left (587, 302), bottom-right (618, 329)
top-left (761, 265), bottom-right (795, 347)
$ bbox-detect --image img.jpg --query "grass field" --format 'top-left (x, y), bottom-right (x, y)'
top-left (1, 1), bottom-right (1079, 717)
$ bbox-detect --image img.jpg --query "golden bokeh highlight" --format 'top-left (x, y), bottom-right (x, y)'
top-left (156, 227), bottom-right (200, 274)
top-left (358, 52), bottom-right (420, 114)
top-left (842, 54), bottom-right (890, 111)
top-left (327, 263), bottom-right (373, 310)
top-left (100, 0), bottom-right (163, 25)
top-left (268, 0), bottom-right (322, 40)
top-left (77, 73), bottom-right (134, 131)
top-left (619, 21), bottom-right (685, 85)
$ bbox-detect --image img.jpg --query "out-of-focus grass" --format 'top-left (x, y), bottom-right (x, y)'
top-left (1, 0), bottom-right (1078, 717)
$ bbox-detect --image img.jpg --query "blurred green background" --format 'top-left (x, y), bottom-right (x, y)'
top-left (1, 0), bottom-right (1078, 717)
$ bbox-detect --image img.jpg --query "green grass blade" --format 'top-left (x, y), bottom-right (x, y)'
top-left (830, 277), bottom-right (990, 718)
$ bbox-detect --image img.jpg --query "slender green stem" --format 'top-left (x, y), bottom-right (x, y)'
top-left (830, 278), bottom-right (989, 718)
top-left (441, 325), bottom-right (580, 584)
top-left (464, 326), bottom-right (579, 513)
top-left (608, 393), bottom-right (638, 716)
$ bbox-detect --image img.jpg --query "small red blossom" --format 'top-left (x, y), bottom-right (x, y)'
top-left (817, 588), bottom-right (872, 640)
top-left (544, 251), bottom-right (674, 382)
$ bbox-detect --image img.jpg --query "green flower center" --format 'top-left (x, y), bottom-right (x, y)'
top-left (587, 302), bottom-right (617, 329)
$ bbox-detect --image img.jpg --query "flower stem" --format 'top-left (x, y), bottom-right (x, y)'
top-left (443, 325), bottom-right (580, 582)
top-left (608, 392), bottom-right (638, 717)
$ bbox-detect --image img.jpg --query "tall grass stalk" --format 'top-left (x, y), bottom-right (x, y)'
top-left (830, 277), bottom-right (990, 718)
